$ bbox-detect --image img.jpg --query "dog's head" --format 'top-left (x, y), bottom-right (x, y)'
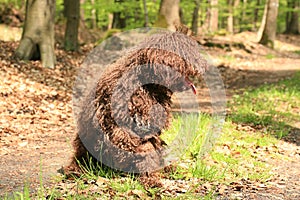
top-left (123, 30), bottom-right (209, 95)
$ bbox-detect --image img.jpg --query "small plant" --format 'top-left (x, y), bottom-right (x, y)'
top-left (191, 160), bottom-right (221, 181)
top-left (265, 53), bottom-right (275, 59)
top-left (13, 183), bottom-right (30, 200)
top-left (293, 50), bottom-right (300, 55)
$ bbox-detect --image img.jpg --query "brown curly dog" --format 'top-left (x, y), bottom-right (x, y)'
top-left (67, 28), bottom-right (208, 173)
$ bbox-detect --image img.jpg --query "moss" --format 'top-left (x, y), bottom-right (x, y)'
top-left (153, 14), bottom-right (168, 28)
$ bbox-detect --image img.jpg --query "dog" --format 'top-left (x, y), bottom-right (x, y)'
top-left (67, 27), bottom-right (209, 174)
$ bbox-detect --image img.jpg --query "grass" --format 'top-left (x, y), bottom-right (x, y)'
top-left (265, 53), bottom-right (276, 59)
top-left (3, 72), bottom-right (299, 199)
top-left (294, 50), bottom-right (300, 55)
top-left (229, 71), bottom-right (300, 139)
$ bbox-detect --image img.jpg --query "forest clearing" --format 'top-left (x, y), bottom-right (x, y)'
top-left (0, 0), bottom-right (300, 199)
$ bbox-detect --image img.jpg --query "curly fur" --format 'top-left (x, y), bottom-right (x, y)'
top-left (67, 29), bottom-right (209, 173)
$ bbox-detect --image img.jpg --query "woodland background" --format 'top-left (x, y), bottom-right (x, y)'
top-left (0, 0), bottom-right (299, 199)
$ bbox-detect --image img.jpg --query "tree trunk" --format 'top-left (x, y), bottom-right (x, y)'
top-left (112, 0), bottom-right (126, 29)
top-left (191, 0), bottom-right (201, 34)
top-left (64, 0), bottom-right (80, 51)
top-left (15, 0), bottom-right (56, 68)
top-left (253, 0), bottom-right (261, 31)
top-left (210, 0), bottom-right (218, 32)
top-left (91, 0), bottom-right (97, 29)
top-left (202, 0), bottom-right (210, 31)
top-left (108, 13), bottom-right (113, 30)
top-left (112, 12), bottom-right (126, 29)
top-left (258, 0), bottom-right (279, 48)
top-left (179, 7), bottom-right (185, 24)
top-left (240, 0), bottom-right (247, 31)
top-left (285, 0), bottom-right (299, 34)
top-left (227, 0), bottom-right (234, 33)
top-left (143, 0), bottom-right (149, 27)
top-left (233, 0), bottom-right (240, 32)
top-left (286, 0), bottom-right (292, 32)
top-left (156, 0), bottom-right (180, 30)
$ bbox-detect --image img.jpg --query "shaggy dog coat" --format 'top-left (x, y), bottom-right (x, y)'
top-left (69, 29), bottom-right (208, 173)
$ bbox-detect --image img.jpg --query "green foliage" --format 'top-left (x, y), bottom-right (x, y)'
top-left (265, 53), bottom-right (276, 59)
top-left (79, 0), bottom-right (160, 30)
top-left (277, 0), bottom-right (288, 33)
top-left (0, 0), bottom-right (23, 9)
top-left (12, 182), bottom-right (30, 200)
top-left (1, 0), bottom-right (295, 35)
top-left (55, 0), bottom-right (64, 22)
top-left (191, 160), bottom-right (222, 181)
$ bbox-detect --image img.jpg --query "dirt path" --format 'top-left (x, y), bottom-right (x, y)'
top-left (0, 41), bottom-right (79, 196)
top-left (0, 33), bottom-right (300, 198)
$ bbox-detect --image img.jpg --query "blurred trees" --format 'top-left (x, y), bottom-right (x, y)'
top-left (2, 0), bottom-right (299, 35)
top-left (7, 0), bottom-right (300, 67)
top-left (285, 0), bottom-right (299, 34)
top-left (227, 0), bottom-right (240, 33)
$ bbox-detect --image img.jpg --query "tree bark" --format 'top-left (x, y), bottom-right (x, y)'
top-left (157, 0), bottom-right (180, 30)
top-left (285, 0), bottom-right (299, 34)
top-left (191, 0), bottom-right (201, 34)
top-left (286, 0), bottom-right (292, 32)
top-left (143, 0), bottom-right (149, 27)
top-left (112, 0), bottom-right (126, 29)
top-left (253, 0), bottom-right (261, 31)
top-left (91, 0), bottom-right (97, 29)
top-left (15, 0), bottom-right (56, 68)
top-left (233, 0), bottom-right (240, 32)
top-left (202, 0), bottom-right (210, 31)
top-left (258, 0), bottom-right (279, 48)
top-left (108, 13), bottom-right (113, 30)
top-left (112, 12), bottom-right (126, 29)
top-left (227, 0), bottom-right (234, 33)
top-left (179, 7), bottom-right (185, 24)
top-left (240, 0), bottom-right (247, 31)
top-left (210, 0), bottom-right (218, 32)
top-left (64, 0), bottom-right (80, 51)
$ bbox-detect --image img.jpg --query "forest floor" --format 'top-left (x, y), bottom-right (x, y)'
top-left (0, 29), bottom-right (299, 199)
